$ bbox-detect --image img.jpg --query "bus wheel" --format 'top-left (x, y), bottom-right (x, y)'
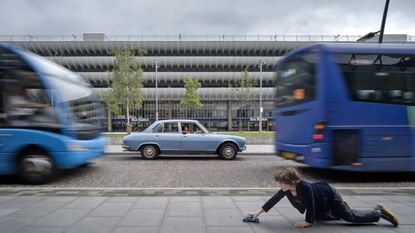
top-left (141, 145), bottom-right (159, 160)
top-left (219, 143), bottom-right (238, 160)
top-left (18, 151), bottom-right (56, 185)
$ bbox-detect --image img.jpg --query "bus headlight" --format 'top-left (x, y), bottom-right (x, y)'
top-left (67, 144), bottom-right (88, 152)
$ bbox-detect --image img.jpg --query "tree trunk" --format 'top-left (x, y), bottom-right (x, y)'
top-left (126, 97), bottom-right (130, 133)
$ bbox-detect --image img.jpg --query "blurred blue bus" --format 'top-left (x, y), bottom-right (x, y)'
top-left (275, 43), bottom-right (415, 172)
top-left (0, 43), bottom-right (106, 183)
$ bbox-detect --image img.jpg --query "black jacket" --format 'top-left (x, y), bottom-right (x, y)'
top-left (262, 180), bottom-right (335, 223)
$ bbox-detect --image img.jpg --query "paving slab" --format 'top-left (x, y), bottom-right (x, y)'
top-left (0, 194), bottom-right (413, 233)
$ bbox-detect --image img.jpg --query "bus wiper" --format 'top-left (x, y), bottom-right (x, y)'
top-left (373, 55), bottom-right (383, 69)
top-left (398, 57), bottom-right (407, 71)
top-left (348, 54), bottom-right (357, 70)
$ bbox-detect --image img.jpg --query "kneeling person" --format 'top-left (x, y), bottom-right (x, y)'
top-left (249, 167), bottom-right (399, 228)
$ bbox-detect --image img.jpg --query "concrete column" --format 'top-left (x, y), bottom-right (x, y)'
top-left (227, 100), bottom-right (232, 131)
top-left (168, 100), bottom-right (172, 119)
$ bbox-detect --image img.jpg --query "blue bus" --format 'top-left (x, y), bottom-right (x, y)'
top-left (275, 43), bottom-right (415, 172)
top-left (0, 43), bottom-right (106, 183)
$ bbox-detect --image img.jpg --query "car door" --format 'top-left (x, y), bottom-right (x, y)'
top-left (154, 122), bottom-right (181, 151)
top-left (180, 122), bottom-right (210, 152)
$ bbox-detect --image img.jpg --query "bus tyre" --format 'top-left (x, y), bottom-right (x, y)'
top-left (18, 151), bottom-right (56, 185)
top-left (141, 145), bottom-right (159, 160)
top-left (219, 143), bottom-right (238, 160)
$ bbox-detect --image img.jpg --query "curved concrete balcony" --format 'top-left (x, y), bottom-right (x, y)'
top-left (93, 87), bottom-right (275, 101)
top-left (79, 71), bottom-right (277, 84)
top-left (13, 40), bottom-right (311, 57)
top-left (49, 56), bottom-right (280, 70)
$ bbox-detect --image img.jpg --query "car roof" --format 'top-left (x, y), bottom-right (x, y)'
top-left (155, 119), bottom-right (199, 124)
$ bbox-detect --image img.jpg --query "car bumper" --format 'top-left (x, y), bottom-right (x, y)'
top-left (239, 145), bottom-right (247, 152)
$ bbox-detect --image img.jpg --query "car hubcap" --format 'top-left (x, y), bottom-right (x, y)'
top-left (145, 147), bottom-right (155, 157)
top-left (223, 146), bottom-right (235, 158)
top-left (21, 155), bottom-right (52, 179)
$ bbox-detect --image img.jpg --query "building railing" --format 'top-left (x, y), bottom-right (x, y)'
top-left (1, 34), bottom-right (412, 42)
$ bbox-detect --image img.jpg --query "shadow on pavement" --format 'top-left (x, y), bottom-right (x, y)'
top-left (0, 164), bottom-right (100, 185)
top-left (298, 166), bottom-right (415, 182)
top-left (117, 154), bottom-right (247, 161)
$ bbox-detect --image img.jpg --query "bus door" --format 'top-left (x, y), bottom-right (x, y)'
top-left (276, 53), bottom-right (323, 157)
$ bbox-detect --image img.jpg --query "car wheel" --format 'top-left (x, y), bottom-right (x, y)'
top-left (18, 150), bottom-right (56, 184)
top-left (141, 145), bottom-right (159, 159)
top-left (219, 143), bottom-right (238, 160)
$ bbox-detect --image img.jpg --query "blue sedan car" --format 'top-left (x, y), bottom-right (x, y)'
top-left (122, 120), bottom-right (246, 160)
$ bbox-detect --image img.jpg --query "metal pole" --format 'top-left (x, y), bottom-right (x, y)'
top-left (259, 60), bottom-right (263, 132)
top-left (379, 0), bottom-right (390, 43)
top-left (155, 60), bottom-right (159, 121)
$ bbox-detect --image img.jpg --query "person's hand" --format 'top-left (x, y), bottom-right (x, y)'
top-left (250, 210), bottom-right (261, 219)
top-left (294, 220), bottom-right (313, 228)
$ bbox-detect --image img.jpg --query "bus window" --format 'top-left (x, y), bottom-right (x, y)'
top-left (337, 54), bottom-right (415, 106)
top-left (276, 54), bottom-right (317, 107)
top-left (3, 70), bottom-right (58, 127)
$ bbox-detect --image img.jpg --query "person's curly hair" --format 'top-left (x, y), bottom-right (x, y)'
top-left (274, 167), bottom-right (301, 185)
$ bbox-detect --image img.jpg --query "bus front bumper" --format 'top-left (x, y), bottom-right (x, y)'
top-left (54, 149), bottom-right (105, 169)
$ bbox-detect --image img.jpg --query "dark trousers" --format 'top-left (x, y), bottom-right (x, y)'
top-left (323, 187), bottom-right (381, 223)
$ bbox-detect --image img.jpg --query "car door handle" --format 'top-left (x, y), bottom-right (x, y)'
top-left (155, 135), bottom-right (160, 137)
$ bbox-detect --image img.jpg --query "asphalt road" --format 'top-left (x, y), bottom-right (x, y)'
top-left (1, 153), bottom-right (415, 188)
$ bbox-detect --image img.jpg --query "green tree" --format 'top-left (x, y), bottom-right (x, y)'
top-left (180, 76), bottom-right (203, 117)
top-left (104, 47), bottom-right (144, 133)
top-left (234, 67), bottom-right (257, 131)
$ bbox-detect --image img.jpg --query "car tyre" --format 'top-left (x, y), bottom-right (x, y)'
top-left (219, 143), bottom-right (238, 160)
top-left (18, 150), bottom-right (56, 185)
top-left (141, 145), bottom-right (159, 160)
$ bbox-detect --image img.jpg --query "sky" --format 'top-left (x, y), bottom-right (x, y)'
top-left (1, 0), bottom-right (414, 36)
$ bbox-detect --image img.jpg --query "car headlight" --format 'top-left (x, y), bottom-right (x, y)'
top-left (67, 144), bottom-right (88, 152)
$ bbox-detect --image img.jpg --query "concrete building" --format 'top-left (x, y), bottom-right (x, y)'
top-left (1, 34), bottom-right (412, 131)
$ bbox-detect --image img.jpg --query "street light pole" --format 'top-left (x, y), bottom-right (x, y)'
top-left (378, 0), bottom-right (390, 43)
top-left (259, 60), bottom-right (263, 132)
top-left (155, 60), bottom-right (159, 121)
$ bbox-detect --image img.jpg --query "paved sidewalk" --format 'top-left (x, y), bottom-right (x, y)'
top-left (105, 144), bottom-right (275, 155)
top-left (0, 193), bottom-right (413, 233)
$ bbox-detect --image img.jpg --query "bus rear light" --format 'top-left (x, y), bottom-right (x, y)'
top-left (314, 124), bottom-right (325, 130)
top-left (313, 121), bottom-right (327, 141)
top-left (313, 134), bottom-right (324, 140)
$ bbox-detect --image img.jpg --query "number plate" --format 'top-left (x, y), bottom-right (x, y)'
top-left (281, 151), bottom-right (297, 160)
